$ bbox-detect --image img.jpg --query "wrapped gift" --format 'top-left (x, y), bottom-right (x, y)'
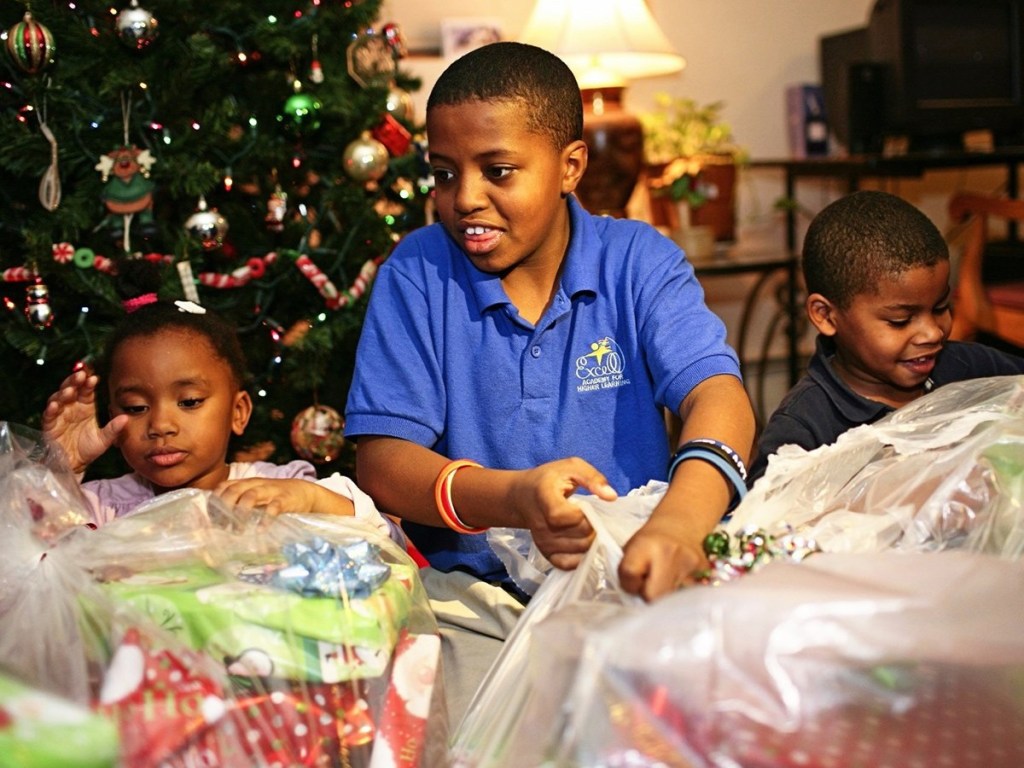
top-left (0, 668), bottom-right (119, 768)
top-left (536, 553), bottom-right (1024, 768)
top-left (96, 541), bottom-right (417, 682)
top-left (98, 625), bottom-right (378, 767)
top-left (0, 425), bottom-right (447, 767)
top-left (99, 624), bottom-right (441, 768)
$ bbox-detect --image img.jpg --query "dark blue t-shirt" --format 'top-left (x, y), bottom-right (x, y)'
top-left (748, 335), bottom-right (1024, 487)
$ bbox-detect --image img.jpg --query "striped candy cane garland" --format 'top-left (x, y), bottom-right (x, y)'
top-left (5, 246), bottom-right (384, 311)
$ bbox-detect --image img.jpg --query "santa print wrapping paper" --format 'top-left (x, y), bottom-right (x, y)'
top-left (97, 626), bottom-right (440, 767)
top-left (371, 632), bottom-right (441, 768)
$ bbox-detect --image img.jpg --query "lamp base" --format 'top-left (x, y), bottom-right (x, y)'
top-left (577, 87), bottom-right (643, 218)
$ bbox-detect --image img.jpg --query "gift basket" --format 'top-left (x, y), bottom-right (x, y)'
top-left (451, 376), bottom-right (1024, 767)
top-left (542, 551), bottom-right (1024, 768)
top-left (728, 374), bottom-right (1024, 559)
top-left (0, 423), bottom-right (447, 767)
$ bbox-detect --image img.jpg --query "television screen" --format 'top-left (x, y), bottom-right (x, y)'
top-left (821, 0), bottom-right (1024, 153)
top-left (913, 4), bottom-right (1016, 106)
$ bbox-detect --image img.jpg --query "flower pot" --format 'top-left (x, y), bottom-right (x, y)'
top-left (645, 156), bottom-right (738, 242)
top-left (688, 157), bottom-right (737, 242)
top-left (673, 224), bottom-right (716, 260)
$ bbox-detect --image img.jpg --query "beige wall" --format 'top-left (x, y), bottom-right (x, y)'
top-left (380, 0), bottom-right (1014, 416)
top-left (383, 0), bottom-right (872, 154)
top-left (382, 0), bottom-right (1012, 237)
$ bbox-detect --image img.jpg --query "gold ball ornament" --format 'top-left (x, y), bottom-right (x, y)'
top-left (290, 405), bottom-right (346, 464)
top-left (343, 133), bottom-right (390, 182)
top-left (385, 85), bottom-right (414, 123)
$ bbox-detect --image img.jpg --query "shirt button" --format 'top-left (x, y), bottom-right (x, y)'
top-left (531, 345), bottom-right (542, 358)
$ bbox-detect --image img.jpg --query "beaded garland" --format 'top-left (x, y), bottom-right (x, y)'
top-left (695, 526), bottom-right (821, 585)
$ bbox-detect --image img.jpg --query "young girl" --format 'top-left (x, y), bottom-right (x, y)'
top-left (42, 262), bottom-right (398, 540)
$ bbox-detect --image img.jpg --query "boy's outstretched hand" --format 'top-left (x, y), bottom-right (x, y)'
top-left (618, 516), bottom-right (709, 602)
top-left (510, 457), bottom-right (617, 571)
top-left (41, 369), bottom-right (126, 474)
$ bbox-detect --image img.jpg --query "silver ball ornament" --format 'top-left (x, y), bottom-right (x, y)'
top-left (116, 1), bottom-right (159, 51)
top-left (343, 134), bottom-right (389, 183)
top-left (25, 280), bottom-right (54, 329)
top-left (185, 196), bottom-right (229, 251)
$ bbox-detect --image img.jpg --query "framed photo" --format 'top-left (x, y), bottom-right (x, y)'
top-left (440, 17), bottom-right (504, 61)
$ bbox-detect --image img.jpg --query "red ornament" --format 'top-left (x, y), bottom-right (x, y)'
top-left (5, 12), bottom-right (55, 75)
top-left (372, 113), bottom-right (412, 157)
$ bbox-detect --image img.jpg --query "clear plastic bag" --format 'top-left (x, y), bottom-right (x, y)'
top-left (486, 481), bottom-right (667, 598)
top-left (454, 377), bottom-right (1024, 767)
top-left (542, 551), bottom-right (1024, 768)
top-left (453, 488), bottom-right (660, 767)
top-left (732, 375), bottom-right (1024, 557)
top-left (0, 423), bottom-right (448, 767)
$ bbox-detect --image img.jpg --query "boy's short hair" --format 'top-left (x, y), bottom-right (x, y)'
top-left (802, 190), bottom-right (949, 308)
top-left (427, 41), bottom-right (583, 150)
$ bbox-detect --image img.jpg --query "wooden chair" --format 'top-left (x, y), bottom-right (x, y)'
top-left (947, 193), bottom-right (1024, 350)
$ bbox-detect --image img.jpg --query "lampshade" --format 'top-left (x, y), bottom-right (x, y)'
top-left (520, 0), bottom-right (685, 89)
top-left (520, 0), bottom-right (685, 218)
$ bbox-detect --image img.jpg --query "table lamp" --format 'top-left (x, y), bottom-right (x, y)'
top-left (520, 0), bottom-right (685, 217)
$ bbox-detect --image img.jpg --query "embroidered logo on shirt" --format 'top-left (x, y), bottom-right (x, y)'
top-left (575, 336), bottom-right (631, 393)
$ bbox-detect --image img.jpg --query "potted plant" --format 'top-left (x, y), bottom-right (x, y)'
top-left (640, 94), bottom-right (748, 246)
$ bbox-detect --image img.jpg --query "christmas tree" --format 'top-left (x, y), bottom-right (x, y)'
top-left (0, 0), bottom-right (427, 478)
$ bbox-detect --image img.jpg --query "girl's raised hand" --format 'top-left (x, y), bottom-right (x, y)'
top-left (41, 369), bottom-right (126, 473)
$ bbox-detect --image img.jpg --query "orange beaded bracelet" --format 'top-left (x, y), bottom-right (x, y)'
top-left (433, 459), bottom-right (486, 534)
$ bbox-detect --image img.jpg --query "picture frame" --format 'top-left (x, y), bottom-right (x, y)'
top-left (440, 17), bottom-right (504, 61)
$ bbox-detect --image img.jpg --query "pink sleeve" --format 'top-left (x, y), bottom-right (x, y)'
top-left (229, 460), bottom-right (318, 481)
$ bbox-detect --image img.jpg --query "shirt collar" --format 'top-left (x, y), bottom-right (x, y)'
top-left (466, 195), bottom-right (599, 314)
top-left (808, 335), bottom-right (893, 423)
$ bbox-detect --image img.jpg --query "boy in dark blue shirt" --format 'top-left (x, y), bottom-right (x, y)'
top-left (749, 190), bottom-right (1024, 487)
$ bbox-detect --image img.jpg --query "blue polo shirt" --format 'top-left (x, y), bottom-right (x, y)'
top-left (345, 195), bottom-right (740, 581)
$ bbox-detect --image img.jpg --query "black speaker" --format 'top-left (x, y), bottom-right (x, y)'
top-left (847, 62), bottom-right (886, 154)
top-left (820, 27), bottom-right (887, 154)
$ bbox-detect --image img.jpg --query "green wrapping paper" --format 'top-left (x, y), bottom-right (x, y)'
top-left (97, 558), bottom-right (417, 682)
top-left (0, 670), bottom-right (120, 768)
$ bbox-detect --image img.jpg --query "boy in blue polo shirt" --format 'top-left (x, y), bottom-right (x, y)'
top-left (344, 41), bottom-right (755, 721)
top-left (747, 190), bottom-right (1024, 487)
